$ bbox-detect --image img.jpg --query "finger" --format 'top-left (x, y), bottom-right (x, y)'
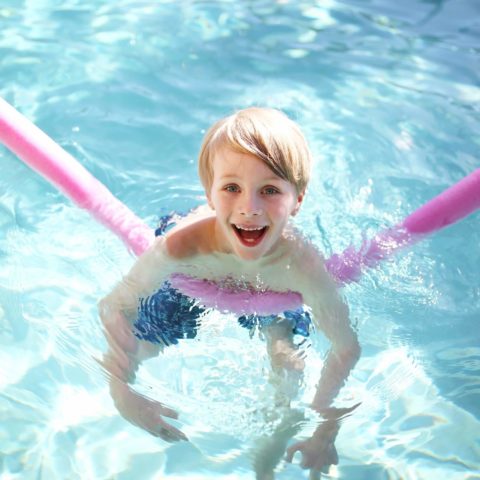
top-left (142, 400), bottom-right (180, 429)
top-left (349, 401), bottom-right (362, 411)
top-left (158, 405), bottom-right (179, 420)
top-left (322, 401), bottom-right (362, 420)
top-left (155, 424), bottom-right (188, 442)
top-left (285, 445), bottom-right (300, 463)
top-left (151, 428), bottom-right (178, 442)
top-left (173, 429), bottom-right (189, 442)
top-left (149, 424), bottom-right (175, 441)
top-left (337, 401), bottom-right (361, 417)
top-left (154, 415), bottom-right (188, 441)
top-left (159, 428), bottom-right (181, 442)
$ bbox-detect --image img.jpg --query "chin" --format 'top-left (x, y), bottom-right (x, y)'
top-left (236, 251), bottom-right (264, 261)
top-left (238, 241), bottom-right (278, 261)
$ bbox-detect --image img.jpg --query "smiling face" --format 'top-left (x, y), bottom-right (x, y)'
top-left (207, 147), bottom-right (304, 261)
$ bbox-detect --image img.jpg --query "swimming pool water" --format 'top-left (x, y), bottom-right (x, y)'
top-left (1, 1), bottom-right (479, 478)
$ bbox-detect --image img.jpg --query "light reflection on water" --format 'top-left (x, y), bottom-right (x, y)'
top-left (1, 0), bottom-right (479, 478)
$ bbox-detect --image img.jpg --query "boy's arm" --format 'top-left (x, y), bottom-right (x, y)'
top-left (98, 238), bottom-right (187, 440)
top-left (98, 236), bottom-right (169, 382)
top-left (294, 243), bottom-right (360, 410)
top-left (308, 295), bottom-right (360, 411)
top-left (287, 245), bottom-right (360, 472)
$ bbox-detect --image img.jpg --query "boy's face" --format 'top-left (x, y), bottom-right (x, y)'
top-left (207, 146), bottom-right (304, 261)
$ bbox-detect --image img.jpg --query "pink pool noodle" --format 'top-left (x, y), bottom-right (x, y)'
top-left (325, 168), bottom-right (480, 284)
top-left (1, 97), bottom-right (478, 287)
top-left (0, 97), bottom-right (154, 255)
top-left (169, 273), bottom-right (303, 315)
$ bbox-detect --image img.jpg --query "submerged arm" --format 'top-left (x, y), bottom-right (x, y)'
top-left (287, 290), bottom-right (360, 472)
top-left (310, 298), bottom-right (360, 411)
top-left (98, 238), bottom-right (187, 440)
top-left (287, 245), bottom-right (361, 472)
top-left (99, 236), bottom-right (168, 381)
top-left (294, 243), bottom-right (361, 410)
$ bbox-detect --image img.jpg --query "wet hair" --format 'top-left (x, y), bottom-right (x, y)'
top-left (198, 107), bottom-right (312, 194)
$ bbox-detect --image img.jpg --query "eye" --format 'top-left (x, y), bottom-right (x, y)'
top-left (263, 186), bottom-right (280, 195)
top-left (224, 184), bottom-right (240, 193)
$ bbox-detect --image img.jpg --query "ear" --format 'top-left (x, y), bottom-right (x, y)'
top-left (206, 191), bottom-right (215, 210)
top-left (290, 191), bottom-right (304, 217)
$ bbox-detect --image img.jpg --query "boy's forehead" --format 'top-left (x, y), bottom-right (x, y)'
top-left (213, 146), bottom-right (253, 166)
top-left (214, 147), bottom-right (268, 170)
top-left (213, 152), bottom-right (289, 185)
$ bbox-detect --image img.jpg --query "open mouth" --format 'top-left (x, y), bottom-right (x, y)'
top-left (232, 224), bottom-right (268, 247)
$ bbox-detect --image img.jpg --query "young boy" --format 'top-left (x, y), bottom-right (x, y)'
top-left (99, 107), bottom-right (360, 477)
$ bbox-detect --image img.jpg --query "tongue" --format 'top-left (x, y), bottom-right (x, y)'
top-left (239, 228), bottom-right (265, 240)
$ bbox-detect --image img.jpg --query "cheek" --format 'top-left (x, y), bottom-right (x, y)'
top-left (271, 201), bottom-right (292, 217)
top-left (211, 195), bottom-right (231, 217)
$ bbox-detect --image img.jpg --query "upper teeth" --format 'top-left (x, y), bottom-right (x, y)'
top-left (236, 225), bottom-right (264, 231)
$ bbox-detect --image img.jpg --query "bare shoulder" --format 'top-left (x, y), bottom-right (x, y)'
top-left (285, 238), bottom-right (351, 334)
top-left (164, 212), bottom-right (216, 259)
top-left (288, 234), bottom-right (332, 287)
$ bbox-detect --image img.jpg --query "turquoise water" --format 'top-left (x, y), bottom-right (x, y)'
top-left (1, 1), bottom-right (479, 478)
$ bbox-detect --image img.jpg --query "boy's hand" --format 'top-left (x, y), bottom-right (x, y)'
top-left (112, 382), bottom-right (188, 442)
top-left (285, 422), bottom-right (338, 477)
top-left (285, 403), bottom-right (360, 477)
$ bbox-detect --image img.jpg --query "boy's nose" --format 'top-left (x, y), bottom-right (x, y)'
top-left (241, 208), bottom-right (262, 217)
top-left (240, 193), bottom-right (263, 216)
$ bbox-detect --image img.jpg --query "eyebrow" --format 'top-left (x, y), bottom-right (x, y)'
top-left (219, 174), bottom-right (283, 183)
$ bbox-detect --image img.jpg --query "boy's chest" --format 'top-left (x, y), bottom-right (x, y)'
top-left (180, 252), bottom-right (302, 294)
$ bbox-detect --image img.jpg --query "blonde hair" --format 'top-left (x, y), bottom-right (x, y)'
top-left (198, 107), bottom-right (311, 194)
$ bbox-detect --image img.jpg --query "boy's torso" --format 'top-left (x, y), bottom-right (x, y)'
top-left (162, 207), bottom-right (315, 295)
